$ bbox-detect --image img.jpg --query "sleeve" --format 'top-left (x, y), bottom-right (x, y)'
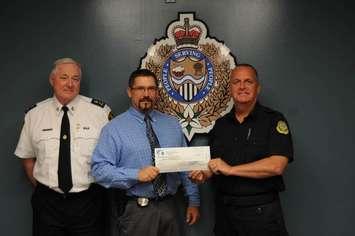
top-left (268, 113), bottom-right (294, 162)
top-left (180, 172), bottom-right (200, 207)
top-left (208, 123), bottom-right (223, 159)
top-left (14, 114), bottom-right (35, 159)
top-left (91, 125), bottom-right (140, 189)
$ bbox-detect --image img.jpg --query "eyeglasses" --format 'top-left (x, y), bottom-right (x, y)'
top-left (131, 86), bottom-right (158, 93)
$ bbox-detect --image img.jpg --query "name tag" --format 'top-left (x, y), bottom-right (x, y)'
top-left (42, 128), bottom-right (53, 131)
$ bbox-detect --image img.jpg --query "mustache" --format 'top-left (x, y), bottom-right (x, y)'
top-left (139, 97), bottom-right (153, 103)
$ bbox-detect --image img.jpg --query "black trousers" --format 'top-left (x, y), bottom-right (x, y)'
top-left (31, 183), bottom-right (106, 236)
top-left (117, 196), bottom-right (181, 236)
top-left (214, 194), bottom-right (289, 236)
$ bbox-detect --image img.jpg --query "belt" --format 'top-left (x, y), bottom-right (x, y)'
top-left (217, 192), bottom-right (279, 206)
top-left (126, 194), bottom-right (173, 207)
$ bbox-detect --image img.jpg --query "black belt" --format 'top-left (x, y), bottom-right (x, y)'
top-left (217, 192), bottom-right (279, 206)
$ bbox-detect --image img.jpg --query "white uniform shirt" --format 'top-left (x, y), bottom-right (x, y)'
top-left (15, 95), bottom-right (111, 193)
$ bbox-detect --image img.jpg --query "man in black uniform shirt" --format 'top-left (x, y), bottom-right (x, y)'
top-left (190, 63), bottom-right (293, 236)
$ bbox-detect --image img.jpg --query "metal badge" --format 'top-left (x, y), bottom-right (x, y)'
top-left (137, 197), bottom-right (149, 207)
top-left (276, 120), bottom-right (289, 135)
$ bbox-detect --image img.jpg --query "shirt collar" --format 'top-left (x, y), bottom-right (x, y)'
top-left (128, 107), bottom-right (158, 123)
top-left (247, 102), bottom-right (261, 120)
top-left (227, 101), bottom-right (261, 122)
top-left (52, 95), bottom-right (80, 116)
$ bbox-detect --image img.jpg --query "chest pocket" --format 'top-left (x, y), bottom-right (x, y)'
top-left (245, 138), bottom-right (268, 161)
top-left (35, 130), bottom-right (59, 157)
top-left (73, 127), bottom-right (100, 156)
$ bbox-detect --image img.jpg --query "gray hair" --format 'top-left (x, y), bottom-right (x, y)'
top-left (50, 57), bottom-right (82, 78)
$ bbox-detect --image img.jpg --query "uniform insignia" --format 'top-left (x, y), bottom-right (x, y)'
top-left (140, 12), bottom-right (236, 141)
top-left (25, 104), bottom-right (37, 114)
top-left (91, 98), bottom-right (106, 108)
top-left (276, 120), bottom-right (289, 135)
top-left (108, 111), bottom-right (114, 120)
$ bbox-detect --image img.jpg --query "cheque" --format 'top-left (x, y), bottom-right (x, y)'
top-left (154, 146), bottom-right (210, 173)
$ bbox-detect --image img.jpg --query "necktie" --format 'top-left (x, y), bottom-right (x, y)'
top-left (144, 114), bottom-right (168, 197)
top-left (58, 106), bottom-right (73, 194)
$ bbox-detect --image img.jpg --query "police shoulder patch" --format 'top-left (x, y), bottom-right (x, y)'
top-left (276, 120), bottom-right (289, 135)
top-left (91, 98), bottom-right (106, 108)
top-left (108, 111), bottom-right (114, 120)
top-left (25, 104), bottom-right (37, 114)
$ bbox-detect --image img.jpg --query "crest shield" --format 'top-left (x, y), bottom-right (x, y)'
top-left (140, 13), bottom-right (237, 141)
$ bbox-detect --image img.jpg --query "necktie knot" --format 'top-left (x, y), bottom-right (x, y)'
top-left (144, 114), bottom-right (151, 123)
top-left (62, 106), bottom-right (69, 113)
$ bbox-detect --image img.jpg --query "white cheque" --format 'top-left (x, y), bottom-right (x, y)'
top-left (155, 146), bottom-right (210, 173)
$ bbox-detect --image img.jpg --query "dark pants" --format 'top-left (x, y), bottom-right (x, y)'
top-left (214, 194), bottom-right (289, 236)
top-left (31, 183), bottom-right (105, 236)
top-left (118, 196), bottom-right (180, 236)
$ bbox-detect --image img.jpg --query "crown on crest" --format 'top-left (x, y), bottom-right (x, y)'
top-left (173, 18), bottom-right (202, 46)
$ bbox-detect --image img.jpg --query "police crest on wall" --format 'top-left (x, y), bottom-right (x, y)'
top-left (141, 13), bottom-right (236, 141)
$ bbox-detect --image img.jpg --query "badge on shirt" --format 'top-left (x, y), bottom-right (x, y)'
top-left (276, 120), bottom-right (289, 135)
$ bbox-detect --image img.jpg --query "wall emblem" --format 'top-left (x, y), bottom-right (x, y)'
top-left (141, 13), bottom-right (236, 141)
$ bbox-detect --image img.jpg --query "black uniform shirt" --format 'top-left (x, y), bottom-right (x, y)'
top-left (209, 102), bottom-right (293, 196)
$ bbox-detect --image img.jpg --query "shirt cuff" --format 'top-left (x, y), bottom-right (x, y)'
top-left (187, 195), bottom-right (200, 207)
top-left (123, 168), bottom-right (140, 188)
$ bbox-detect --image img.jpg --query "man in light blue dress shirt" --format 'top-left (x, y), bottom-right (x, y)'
top-left (91, 69), bottom-right (200, 236)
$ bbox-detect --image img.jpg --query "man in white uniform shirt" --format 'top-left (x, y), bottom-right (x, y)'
top-left (14, 58), bottom-right (112, 236)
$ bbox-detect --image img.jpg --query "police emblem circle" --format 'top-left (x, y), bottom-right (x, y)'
top-left (162, 48), bottom-right (214, 103)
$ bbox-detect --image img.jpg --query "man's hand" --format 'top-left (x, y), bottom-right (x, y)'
top-left (186, 206), bottom-right (200, 225)
top-left (209, 158), bottom-right (232, 176)
top-left (188, 170), bottom-right (212, 184)
top-left (138, 166), bottom-right (159, 182)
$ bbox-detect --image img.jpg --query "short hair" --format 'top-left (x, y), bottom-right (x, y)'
top-left (128, 68), bottom-right (158, 88)
top-left (234, 63), bottom-right (259, 81)
top-left (50, 57), bottom-right (82, 78)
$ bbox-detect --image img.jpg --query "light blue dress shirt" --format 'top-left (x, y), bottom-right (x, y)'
top-left (91, 107), bottom-right (200, 206)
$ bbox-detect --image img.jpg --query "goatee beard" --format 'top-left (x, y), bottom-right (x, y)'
top-left (139, 97), bottom-right (153, 113)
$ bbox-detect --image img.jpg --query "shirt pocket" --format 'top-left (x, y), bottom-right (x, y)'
top-left (35, 131), bottom-right (59, 157)
top-left (73, 128), bottom-right (100, 163)
top-left (34, 131), bottom-right (59, 181)
top-left (245, 138), bottom-right (268, 161)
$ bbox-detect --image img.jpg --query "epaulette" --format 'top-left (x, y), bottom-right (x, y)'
top-left (25, 104), bottom-right (37, 114)
top-left (91, 98), bottom-right (106, 108)
top-left (259, 105), bottom-right (276, 114)
top-left (108, 111), bottom-right (114, 120)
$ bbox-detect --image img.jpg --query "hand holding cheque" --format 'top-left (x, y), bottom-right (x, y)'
top-left (154, 146), bottom-right (210, 173)
top-left (155, 146), bottom-right (215, 184)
